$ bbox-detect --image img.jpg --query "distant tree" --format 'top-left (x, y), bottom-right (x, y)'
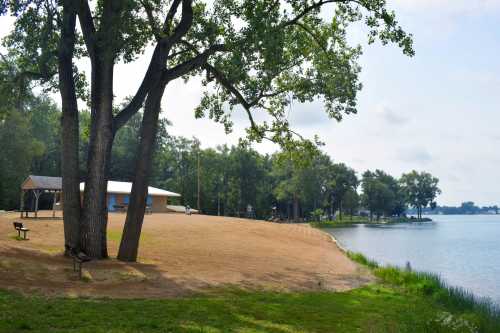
top-left (361, 171), bottom-right (395, 221)
top-left (400, 170), bottom-right (441, 220)
top-left (0, 57), bottom-right (57, 210)
top-left (460, 201), bottom-right (480, 215)
top-left (342, 189), bottom-right (359, 220)
top-left (324, 163), bottom-right (358, 220)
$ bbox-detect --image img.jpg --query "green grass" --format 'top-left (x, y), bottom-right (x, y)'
top-left (107, 230), bottom-right (149, 243)
top-left (347, 252), bottom-right (500, 333)
top-left (310, 216), bottom-right (433, 228)
top-left (1, 254), bottom-right (499, 333)
top-left (0, 286), bottom-right (488, 333)
top-left (309, 216), bottom-right (370, 228)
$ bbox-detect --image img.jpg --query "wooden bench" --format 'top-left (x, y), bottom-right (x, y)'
top-left (13, 222), bottom-right (29, 239)
top-left (112, 204), bottom-right (127, 213)
top-left (66, 246), bottom-right (92, 279)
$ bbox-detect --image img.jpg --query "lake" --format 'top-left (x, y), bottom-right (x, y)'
top-left (325, 215), bottom-right (500, 304)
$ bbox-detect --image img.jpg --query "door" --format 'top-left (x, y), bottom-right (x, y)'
top-left (108, 194), bottom-right (116, 212)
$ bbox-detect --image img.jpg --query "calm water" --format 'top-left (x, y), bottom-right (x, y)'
top-left (326, 215), bottom-right (500, 304)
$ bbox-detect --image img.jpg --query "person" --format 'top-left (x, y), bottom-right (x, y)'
top-left (185, 205), bottom-right (191, 215)
top-left (246, 204), bottom-right (253, 219)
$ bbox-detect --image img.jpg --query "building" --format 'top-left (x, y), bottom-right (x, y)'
top-left (20, 175), bottom-right (181, 217)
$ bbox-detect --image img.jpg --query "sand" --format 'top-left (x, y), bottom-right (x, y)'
top-left (0, 211), bottom-right (373, 298)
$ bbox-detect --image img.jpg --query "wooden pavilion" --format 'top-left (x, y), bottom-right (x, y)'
top-left (20, 175), bottom-right (61, 218)
top-left (20, 175), bottom-right (182, 218)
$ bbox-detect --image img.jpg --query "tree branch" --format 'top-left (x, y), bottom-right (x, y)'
top-left (77, 0), bottom-right (96, 61)
top-left (113, 44), bottom-right (164, 131)
top-left (141, 0), bottom-right (161, 40)
top-left (159, 0), bottom-right (193, 50)
top-left (162, 44), bottom-right (225, 83)
top-left (203, 63), bottom-right (259, 132)
top-left (163, 0), bottom-right (183, 34)
top-left (113, 0), bottom-right (194, 131)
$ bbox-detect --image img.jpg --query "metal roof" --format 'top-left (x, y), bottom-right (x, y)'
top-left (21, 175), bottom-right (62, 190)
top-left (21, 176), bottom-right (180, 197)
top-left (79, 180), bottom-right (181, 197)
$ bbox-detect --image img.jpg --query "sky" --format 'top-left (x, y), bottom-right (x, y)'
top-left (1, 0), bottom-right (500, 206)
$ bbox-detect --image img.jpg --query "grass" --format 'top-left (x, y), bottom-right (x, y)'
top-left (0, 248), bottom-right (498, 332)
top-left (0, 286), bottom-right (485, 333)
top-left (1, 264), bottom-right (499, 333)
top-left (310, 216), bottom-right (433, 228)
top-left (107, 229), bottom-right (149, 243)
top-left (309, 216), bottom-right (370, 228)
top-left (347, 251), bottom-right (500, 333)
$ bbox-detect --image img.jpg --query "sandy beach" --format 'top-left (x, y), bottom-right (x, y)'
top-left (0, 211), bottom-right (372, 298)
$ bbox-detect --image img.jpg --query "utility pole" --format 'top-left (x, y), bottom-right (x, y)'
top-left (197, 150), bottom-right (201, 212)
top-left (217, 192), bottom-right (221, 216)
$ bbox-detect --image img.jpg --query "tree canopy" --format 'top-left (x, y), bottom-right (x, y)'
top-left (0, 0), bottom-right (415, 259)
top-left (400, 170), bottom-right (441, 220)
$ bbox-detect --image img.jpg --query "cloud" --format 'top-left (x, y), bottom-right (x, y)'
top-left (392, 0), bottom-right (500, 14)
top-left (287, 101), bottom-right (331, 127)
top-left (375, 105), bottom-right (410, 125)
top-left (397, 147), bottom-right (433, 165)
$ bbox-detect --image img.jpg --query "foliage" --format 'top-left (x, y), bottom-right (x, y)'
top-left (0, 94), bottom-right (446, 222)
top-left (323, 162), bottom-right (358, 219)
top-left (310, 215), bottom-right (370, 228)
top-left (400, 170), bottom-right (441, 219)
top-left (417, 202), bottom-right (499, 215)
top-left (0, 57), bottom-right (60, 209)
top-left (1, 0), bottom-right (415, 258)
top-left (1, 0), bottom-right (414, 153)
top-left (361, 170), bottom-right (396, 220)
top-left (3, 284), bottom-right (499, 333)
top-left (310, 208), bottom-right (323, 221)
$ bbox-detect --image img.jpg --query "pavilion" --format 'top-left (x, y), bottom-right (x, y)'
top-left (20, 175), bottom-right (182, 218)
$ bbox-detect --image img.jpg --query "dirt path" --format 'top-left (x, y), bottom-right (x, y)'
top-left (0, 212), bottom-right (373, 298)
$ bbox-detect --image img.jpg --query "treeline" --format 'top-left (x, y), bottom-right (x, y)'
top-left (0, 95), bottom-right (441, 220)
top-left (411, 202), bottom-right (499, 215)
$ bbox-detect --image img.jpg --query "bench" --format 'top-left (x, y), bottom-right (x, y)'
top-left (112, 204), bottom-right (127, 213)
top-left (13, 222), bottom-right (29, 239)
top-left (66, 246), bottom-right (92, 279)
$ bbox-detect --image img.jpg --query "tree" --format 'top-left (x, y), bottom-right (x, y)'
top-left (342, 189), bottom-right (359, 220)
top-left (400, 170), bottom-right (441, 220)
top-left (0, 57), bottom-right (51, 210)
top-left (324, 163), bottom-right (358, 220)
top-left (361, 170), bottom-right (400, 220)
top-left (2, 0), bottom-right (413, 260)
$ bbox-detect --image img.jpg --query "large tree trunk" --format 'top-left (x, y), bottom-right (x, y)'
top-left (80, 57), bottom-right (115, 259)
top-left (118, 84), bottom-right (166, 262)
top-left (58, 3), bottom-right (81, 253)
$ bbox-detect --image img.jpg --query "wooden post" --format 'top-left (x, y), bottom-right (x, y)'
top-left (52, 191), bottom-right (57, 218)
top-left (197, 151), bottom-right (201, 212)
top-left (34, 190), bottom-right (40, 218)
top-left (20, 190), bottom-right (24, 218)
top-left (217, 192), bottom-right (220, 216)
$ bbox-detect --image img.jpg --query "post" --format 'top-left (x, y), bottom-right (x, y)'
top-left (52, 191), bottom-right (57, 218)
top-left (197, 151), bottom-right (201, 212)
top-left (19, 190), bottom-right (24, 218)
top-left (217, 192), bottom-right (220, 216)
top-left (34, 190), bottom-right (40, 218)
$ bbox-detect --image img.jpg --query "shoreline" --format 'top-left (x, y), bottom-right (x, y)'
top-left (314, 224), bottom-right (500, 308)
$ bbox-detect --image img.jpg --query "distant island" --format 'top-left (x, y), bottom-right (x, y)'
top-left (408, 201), bottom-right (499, 215)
